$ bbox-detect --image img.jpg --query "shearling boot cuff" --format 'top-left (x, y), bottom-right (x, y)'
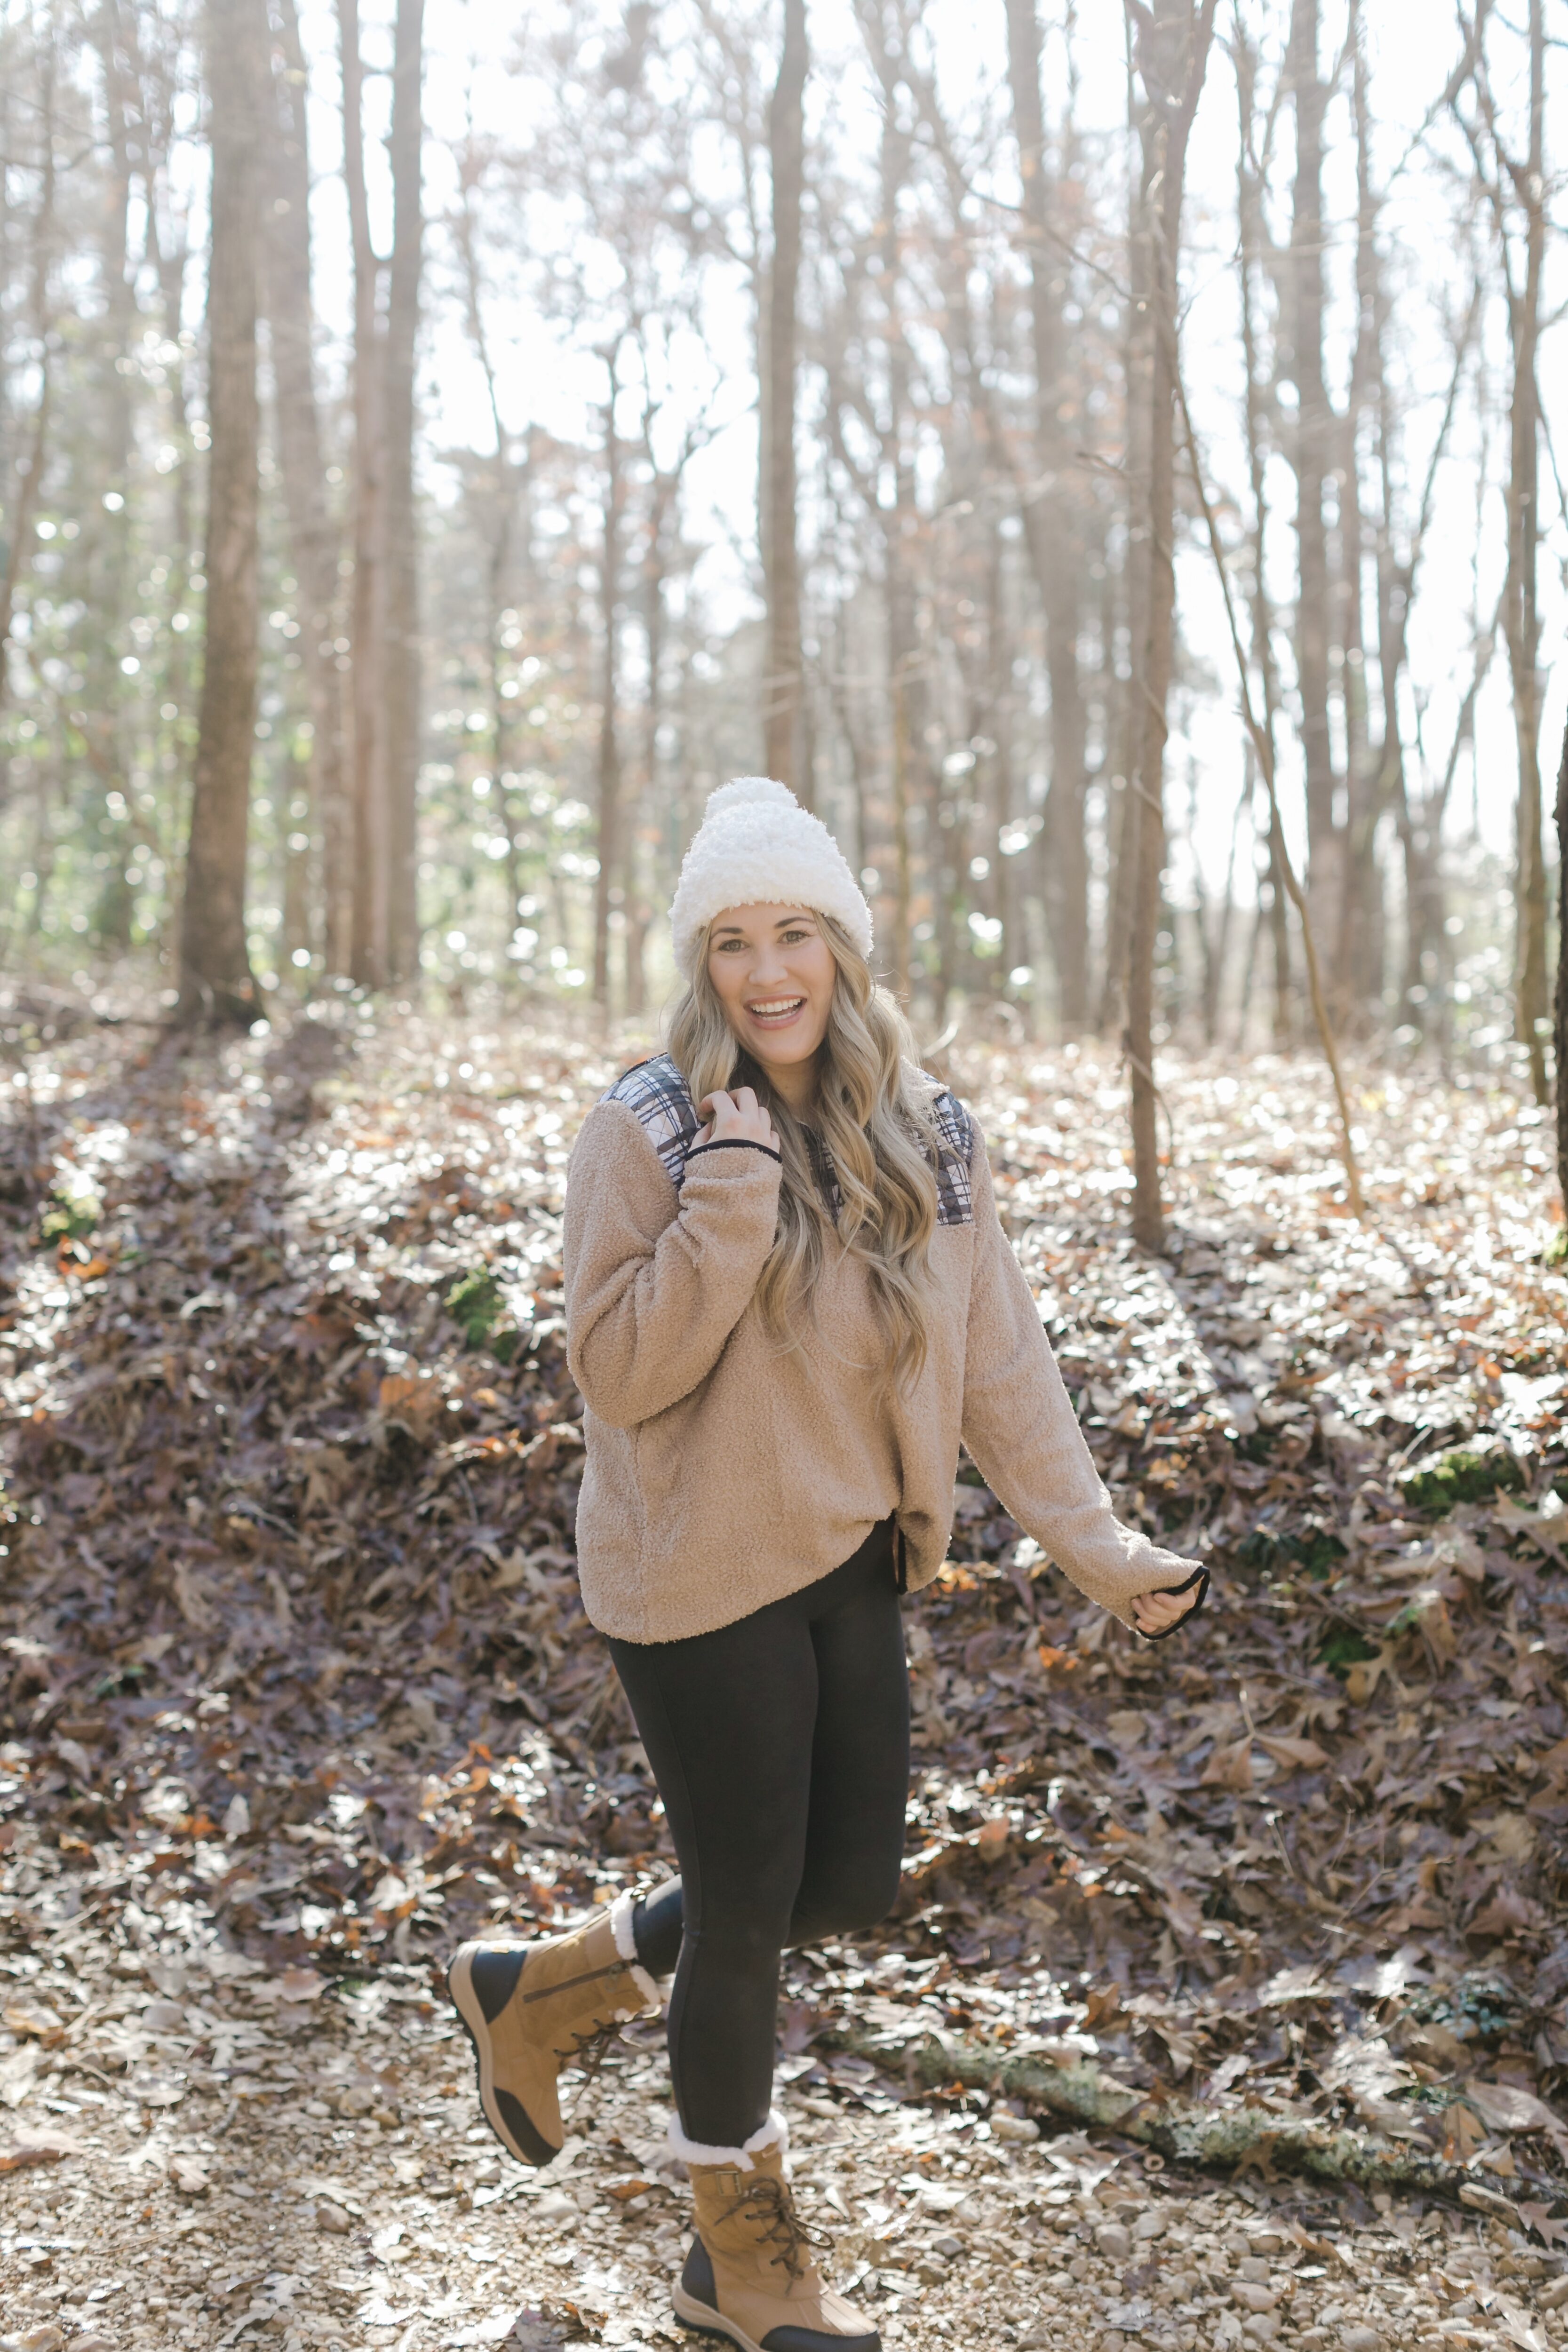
top-left (607, 1891), bottom-right (662, 2011)
top-left (667, 2106), bottom-right (789, 2171)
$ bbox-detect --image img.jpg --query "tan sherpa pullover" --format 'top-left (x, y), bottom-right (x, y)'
top-left (562, 1056), bottom-right (1204, 1645)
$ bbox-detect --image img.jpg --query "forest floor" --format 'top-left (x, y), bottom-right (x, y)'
top-left (1, 991), bottom-right (1567, 2352)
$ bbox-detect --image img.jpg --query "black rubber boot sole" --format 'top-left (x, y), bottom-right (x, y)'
top-left (446, 1942), bottom-right (560, 2169)
top-left (673, 2240), bottom-right (882, 2352)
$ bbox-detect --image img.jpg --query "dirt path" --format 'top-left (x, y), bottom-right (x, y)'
top-left (2, 1875), bottom-right (1561, 2352)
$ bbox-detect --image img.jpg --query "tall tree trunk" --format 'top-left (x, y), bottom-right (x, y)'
top-left (339, 0), bottom-right (386, 987)
top-left (888, 644), bottom-right (913, 1003)
top-left (90, 0), bottom-right (139, 948)
top-left (763, 0), bottom-right (806, 796)
top-left (382, 0), bottom-right (425, 981)
top-left (1286, 0), bottom-right (1338, 925)
top-left (592, 367), bottom-right (623, 1013)
top-left (879, 107), bottom-right (918, 1008)
top-left (261, 0), bottom-right (350, 976)
top-left (985, 530), bottom-right (1017, 993)
top-left (629, 461), bottom-right (677, 1018)
top-left (148, 193), bottom-right (194, 857)
top-left (1234, 24), bottom-right (1293, 1045)
top-left (1004, 0), bottom-right (1089, 1032)
top-left (1505, 0), bottom-right (1548, 1103)
top-left (1553, 713), bottom-right (1567, 1232)
top-left (1097, 16), bottom-right (1150, 1044)
top-left (1123, 0), bottom-right (1218, 1253)
top-left (1333, 0), bottom-right (1381, 1025)
top-left (451, 152), bottom-right (529, 985)
top-left (0, 30), bottom-right (55, 717)
top-left (177, 0), bottom-right (264, 1027)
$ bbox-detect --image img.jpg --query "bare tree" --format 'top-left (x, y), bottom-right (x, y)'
top-left (762, 0), bottom-right (807, 795)
top-left (0, 24), bottom-right (55, 718)
top-left (592, 348), bottom-right (625, 1013)
top-left (1122, 0), bottom-right (1218, 1253)
top-left (261, 0), bottom-right (349, 975)
top-left (178, 0), bottom-right (265, 1026)
top-left (450, 127), bottom-right (532, 971)
top-left (1003, 0), bottom-right (1090, 1030)
top-left (383, 0), bottom-right (425, 980)
top-left (1378, 296), bottom-right (1484, 1049)
top-left (1232, 18), bottom-right (1293, 1046)
top-left (1282, 0), bottom-right (1337, 922)
top-left (1554, 714), bottom-right (1567, 1238)
top-left (339, 0), bottom-right (386, 986)
top-left (1332, 0), bottom-right (1379, 1021)
top-left (1453, 0), bottom-right (1550, 1102)
top-left (825, 11), bottom-right (927, 1006)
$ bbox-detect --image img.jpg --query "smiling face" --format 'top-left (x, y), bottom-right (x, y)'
top-left (705, 904), bottom-right (837, 1100)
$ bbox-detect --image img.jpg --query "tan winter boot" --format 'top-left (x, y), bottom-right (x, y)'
top-left (673, 2123), bottom-right (881, 2352)
top-left (447, 1893), bottom-right (660, 2167)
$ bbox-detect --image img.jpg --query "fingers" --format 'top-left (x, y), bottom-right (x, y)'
top-left (1132, 1581), bottom-right (1204, 1634)
top-left (698, 1090), bottom-right (743, 1139)
top-left (694, 1089), bottom-right (777, 1151)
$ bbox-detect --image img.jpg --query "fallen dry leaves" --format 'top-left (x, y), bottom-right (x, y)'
top-left (1, 995), bottom-right (1567, 2350)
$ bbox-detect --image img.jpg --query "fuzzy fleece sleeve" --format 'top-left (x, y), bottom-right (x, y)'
top-left (563, 1100), bottom-right (782, 1431)
top-left (958, 1121), bottom-right (1207, 1633)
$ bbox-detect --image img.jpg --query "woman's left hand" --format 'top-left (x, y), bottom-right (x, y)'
top-left (1131, 1580), bottom-right (1206, 1637)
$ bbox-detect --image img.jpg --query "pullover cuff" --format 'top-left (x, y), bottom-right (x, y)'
top-left (1137, 1565), bottom-right (1210, 1640)
top-left (684, 1138), bottom-right (781, 1165)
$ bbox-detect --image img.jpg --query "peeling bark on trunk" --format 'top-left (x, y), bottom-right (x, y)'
top-left (178, 0), bottom-right (264, 1028)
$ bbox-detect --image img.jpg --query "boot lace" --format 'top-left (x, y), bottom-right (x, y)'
top-left (550, 2016), bottom-right (626, 2103)
top-left (716, 2174), bottom-right (829, 2283)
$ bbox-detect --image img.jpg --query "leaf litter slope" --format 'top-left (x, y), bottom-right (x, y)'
top-left (1, 1005), bottom-right (1567, 2349)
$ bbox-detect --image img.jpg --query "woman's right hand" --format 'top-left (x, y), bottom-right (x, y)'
top-left (695, 1086), bottom-right (780, 1154)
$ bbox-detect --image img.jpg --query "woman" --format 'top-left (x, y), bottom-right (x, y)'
top-left (450, 777), bottom-right (1207, 2352)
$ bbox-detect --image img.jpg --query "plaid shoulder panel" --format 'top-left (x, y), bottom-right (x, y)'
top-left (599, 1053), bottom-right (700, 1187)
top-left (926, 1086), bottom-right (975, 1226)
top-left (804, 1124), bottom-right (844, 1222)
top-left (805, 1082), bottom-right (975, 1228)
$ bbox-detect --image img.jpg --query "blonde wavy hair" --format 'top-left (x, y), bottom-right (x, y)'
top-left (668, 910), bottom-right (945, 1389)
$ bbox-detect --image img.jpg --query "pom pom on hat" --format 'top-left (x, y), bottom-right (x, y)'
top-left (669, 776), bottom-right (873, 975)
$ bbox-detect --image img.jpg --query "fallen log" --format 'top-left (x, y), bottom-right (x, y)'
top-left (824, 2024), bottom-right (1489, 2196)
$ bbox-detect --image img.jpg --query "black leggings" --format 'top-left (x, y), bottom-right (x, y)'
top-left (607, 1518), bottom-right (909, 2149)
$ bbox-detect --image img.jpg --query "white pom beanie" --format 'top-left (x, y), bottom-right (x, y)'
top-left (669, 777), bottom-right (873, 976)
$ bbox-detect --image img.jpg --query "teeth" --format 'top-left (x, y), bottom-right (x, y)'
top-left (748, 999), bottom-right (802, 1015)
